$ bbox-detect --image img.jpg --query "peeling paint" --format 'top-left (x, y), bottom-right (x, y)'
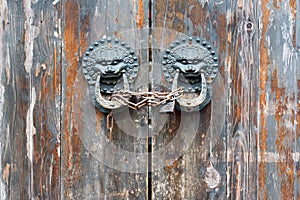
top-left (197, 0), bottom-right (209, 7)
top-left (54, 31), bottom-right (59, 38)
top-left (52, 0), bottom-right (59, 6)
top-left (24, 0), bottom-right (40, 73)
top-left (26, 87), bottom-right (36, 162)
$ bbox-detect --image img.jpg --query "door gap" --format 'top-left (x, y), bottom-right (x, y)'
top-left (148, 0), bottom-right (153, 199)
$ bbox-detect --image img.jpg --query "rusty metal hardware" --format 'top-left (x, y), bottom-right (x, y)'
top-left (162, 37), bottom-right (219, 112)
top-left (82, 36), bottom-right (218, 113)
top-left (82, 37), bottom-right (139, 113)
top-left (103, 89), bottom-right (183, 141)
top-left (108, 88), bottom-right (183, 113)
top-left (106, 111), bottom-right (114, 141)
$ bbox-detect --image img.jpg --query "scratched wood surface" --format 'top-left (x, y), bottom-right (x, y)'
top-left (0, 0), bottom-right (299, 200)
top-left (225, 0), bottom-right (259, 199)
top-left (150, 0), bottom-right (300, 199)
top-left (258, 0), bottom-right (299, 199)
top-left (61, 0), bottom-right (149, 199)
top-left (151, 0), bottom-right (227, 199)
top-left (0, 0), bottom-right (61, 199)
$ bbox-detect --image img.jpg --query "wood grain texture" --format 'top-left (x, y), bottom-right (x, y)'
top-left (258, 0), bottom-right (299, 199)
top-left (61, 0), bottom-right (149, 199)
top-left (151, 0), bottom-right (227, 199)
top-left (0, 0), bottom-right (299, 199)
top-left (226, 0), bottom-right (259, 199)
top-left (0, 0), bottom-right (62, 199)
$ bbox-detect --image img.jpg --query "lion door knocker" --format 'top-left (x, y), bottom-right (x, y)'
top-left (162, 37), bottom-right (219, 112)
top-left (82, 36), bottom-right (219, 113)
top-left (81, 38), bottom-right (139, 113)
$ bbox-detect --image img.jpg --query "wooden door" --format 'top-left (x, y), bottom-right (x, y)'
top-left (0, 0), bottom-right (299, 199)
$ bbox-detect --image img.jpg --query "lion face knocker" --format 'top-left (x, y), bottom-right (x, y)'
top-left (162, 37), bottom-right (219, 112)
top-left (82, 38), bottom-right (139, 113)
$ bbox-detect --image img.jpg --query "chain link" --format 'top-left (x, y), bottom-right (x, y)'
top-left (111, 88), bottom-right (184, 110)
top-left (106, 111), bottom-right (114, 141)
top-left (105, 88), bottom-right (183, 141)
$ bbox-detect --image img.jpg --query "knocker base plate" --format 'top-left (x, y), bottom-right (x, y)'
top-left (162, 37), bottom-right (219, 112)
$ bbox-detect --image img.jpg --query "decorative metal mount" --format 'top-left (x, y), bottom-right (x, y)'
top-left (162, 37), bottom-right (219, 112)
top-left (82, 36), bottom-right (219, 113)
top-left (81, 37), bottom-right (139, 113)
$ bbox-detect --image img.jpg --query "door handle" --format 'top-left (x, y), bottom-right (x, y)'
top-left (81, 37), bottom-right (139, 113)
top-left (162, 37), bottom-right (219, 112)
top-left (81, 36), bottom-right (219, 113)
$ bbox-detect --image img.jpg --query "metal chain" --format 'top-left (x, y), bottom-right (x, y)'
top-left (105, 88), bottom-right (183, 141)
top-left (106, 111), bottom-right (114, 141)
top-left (111, 88), bottom-right (184, 110)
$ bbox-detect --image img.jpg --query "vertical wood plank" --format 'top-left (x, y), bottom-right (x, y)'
top-left (297, 54), bottom-right (300, 200)
top-left (226, 0), bottom-right (259, 199)
top-left (61, 1), bottom-right (81, 197)
top-left (151, 0), bottom-right (227, 199)
top-left (0, 0), bottom-right (60, 199)
top-left (258, 0), bottom-right (299, 199)
top-left (0, 0), bottom-right (62, 199)
top-left (31, 1), bottom-right (62, 199)
top-left (0, 0), bottom-right (299, 199)
top-left (1, 1), bottom-right (31, 198)
top-left (61, 0), bottom-right (149, 199)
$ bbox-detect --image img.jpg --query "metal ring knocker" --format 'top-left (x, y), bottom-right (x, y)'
top-left (81, 37), bottom-right (139, 113)
top-left (82, 36), bottom-right (219, 114)
top-left (162, 37), bottom-right (219, 112)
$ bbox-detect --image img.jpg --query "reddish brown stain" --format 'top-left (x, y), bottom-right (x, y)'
top-left (33, 72), bottom-right (48, 198)
top-left (273, 0), bottom-right (283, 9)
top-left (188, 0), bottom-right (207, 36)
top-left (32, 24), bottom-right (62, 198)
top-left (271, 68), bottom-right (286, 102)
top-left (235, 56), bottom-right (242, 122)
top-left (290, 0), bottom-right (297, 18)
top-left (136, 0), bottom-right (144, 28)
top-left (63, 0), bottom-right (82, 195)
top-left (168, 1), bottom-right (185, 32)
top-left (154, 0), bottom-right (167, 27)
top-left (64, 0), bottom-right (78, 164)
top-left (259, 0), bottom-right (270, 199)
top-left (216, 14), bottom-right (227, 57)
top-left (270, 44), bottom-right (295, 200)
top-left (290, 0), bottom-right (297, 47)
top-left (153, 0), bottom-right (185, 45)
top-left (62, 1), bottom-right (97, 197)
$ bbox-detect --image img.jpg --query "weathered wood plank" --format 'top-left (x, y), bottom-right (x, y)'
top-left (151, 0), bottom-right (227, 199)
top-left (297, 63), bottom-right (300, 200)
top-left (61, 0), bottom-right (149, 199)
top-left (225, 0), bottom-right (259, 199)
top-left (0, 0), bottom-right (62, 199)
top-left (0, 0), bottom-right (299, 199)
top-left (0, 1), bottom-right (30, 198)
top-left (258, 0), bottom-right (299, 199)
top-left (30, 1), bottom-right (62, 199)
